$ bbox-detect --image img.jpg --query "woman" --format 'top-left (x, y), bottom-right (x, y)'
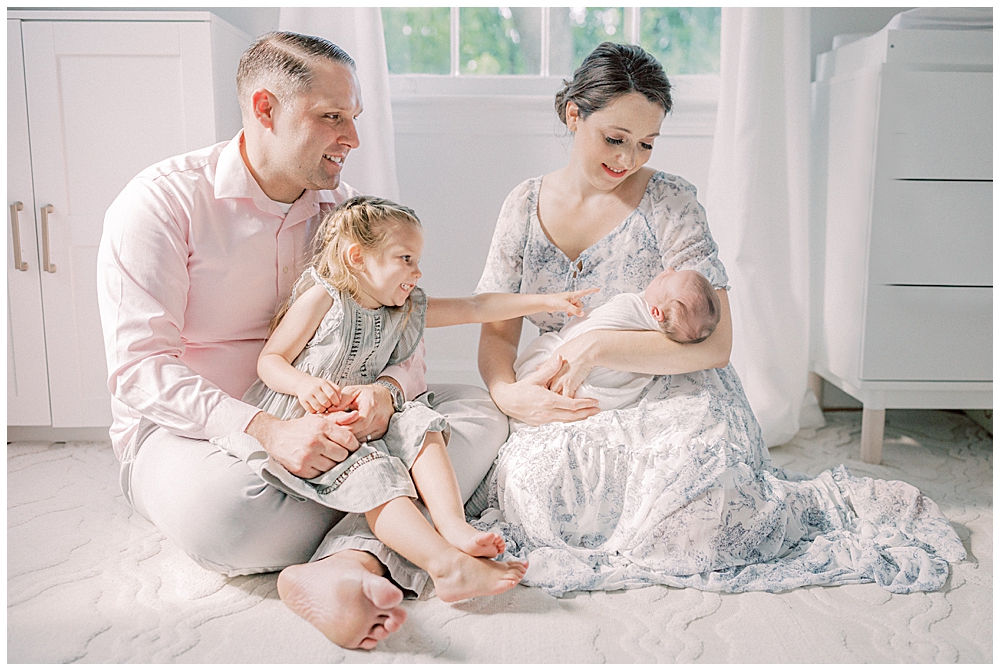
top-left (473, 43), bottom-right (964, 596)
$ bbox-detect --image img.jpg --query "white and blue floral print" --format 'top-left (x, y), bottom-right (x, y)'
top-left (472, 172), bottom-right (965, 596)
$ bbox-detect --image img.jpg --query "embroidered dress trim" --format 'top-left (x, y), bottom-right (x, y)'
top-left (314, 451), bottom-right (388, 495)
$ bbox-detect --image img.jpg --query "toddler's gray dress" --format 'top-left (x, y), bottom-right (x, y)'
top-left (214, 268), bottom-right (448, 513)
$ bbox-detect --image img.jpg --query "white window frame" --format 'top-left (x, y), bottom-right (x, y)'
top-left (443, 6), bottom-right (644, 77)
top-left (387, 7), bottom-right (719, 137)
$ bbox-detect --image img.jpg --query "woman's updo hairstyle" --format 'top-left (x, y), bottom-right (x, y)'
top-left (555, 42), bottom-right (672, 125)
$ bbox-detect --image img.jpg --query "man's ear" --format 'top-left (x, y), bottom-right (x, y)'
top-left (650, 305), bottom-right (665, 323)
top-left (251, 88), bottom-right (278, 130)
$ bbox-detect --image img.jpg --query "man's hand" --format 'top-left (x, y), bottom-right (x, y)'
top-left (326, 382), bottom-right (395, 443)
top-left (246, 411), bottom-right (359, 479)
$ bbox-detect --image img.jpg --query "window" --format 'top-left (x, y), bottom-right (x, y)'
top-left (383, 7), bottom-right (721, 76)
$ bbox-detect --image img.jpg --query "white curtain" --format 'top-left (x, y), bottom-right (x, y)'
top-left (704, 8), bottom-right (818, 447)
top-left (279, 7), bottom-right (400, 200)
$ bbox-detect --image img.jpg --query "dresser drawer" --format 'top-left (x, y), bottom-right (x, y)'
top-left (877, 69), bottom-right (992, 180)
top-left (869, 179), bottom-right (992, 286)
top-left (861, 285), bottom-right (992, 381)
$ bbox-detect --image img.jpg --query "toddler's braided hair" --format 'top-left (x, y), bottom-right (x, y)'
top-left (270, 196), bottom-right (421, 332)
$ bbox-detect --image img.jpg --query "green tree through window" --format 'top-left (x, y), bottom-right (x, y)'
top-left (460, 7), bottom-right (541, 75)
top-left (381, 7), bottom-right (721, 76)
top-left (641, 7), bottom-right (721, 75)
top-left (382, 7), bottom-right (450, 75)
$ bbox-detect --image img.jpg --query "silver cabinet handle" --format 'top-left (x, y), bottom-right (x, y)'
top-left (9, 201), bottom-right (28, 271)
top-left (40, 204), bottom-right (56, 273)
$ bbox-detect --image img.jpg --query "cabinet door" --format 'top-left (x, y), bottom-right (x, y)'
top-left (21, 20), bottom-right (218, 427)
top-left (7, 20), bottom-right (51, 426)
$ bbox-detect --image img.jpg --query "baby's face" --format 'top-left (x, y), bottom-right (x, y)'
top-left (644, 268), bottom-right (713, 342)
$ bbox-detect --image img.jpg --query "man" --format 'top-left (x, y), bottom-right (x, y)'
top-left (97, 32), bottom-right (508, 650)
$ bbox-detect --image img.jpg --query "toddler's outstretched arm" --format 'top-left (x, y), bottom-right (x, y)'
top-left (426, 287), bottom-right (598, 328)
top-left (258, 284), bottom-right (349, 414)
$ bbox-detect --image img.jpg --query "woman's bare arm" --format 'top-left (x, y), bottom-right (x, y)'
top-left (548, 289), bottom-right (733, 396)
top-left (478, 317), bottom-right (522, 389)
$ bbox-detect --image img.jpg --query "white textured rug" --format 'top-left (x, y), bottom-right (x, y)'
top-left (7, 410), bottom-right (992, 663)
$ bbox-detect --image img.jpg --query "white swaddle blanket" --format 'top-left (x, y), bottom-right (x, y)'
top-left (514, 293), bottom-right (660, 411)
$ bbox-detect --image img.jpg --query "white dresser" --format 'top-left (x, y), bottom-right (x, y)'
top-left (810, 19), bottom-right (992, 463)
top-left (7, 10), bottom-right (251, 435)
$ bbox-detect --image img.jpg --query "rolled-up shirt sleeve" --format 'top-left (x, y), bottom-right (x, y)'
top-left (98, 177), bottom-right (260, 444)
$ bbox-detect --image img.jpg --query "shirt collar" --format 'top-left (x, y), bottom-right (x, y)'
top-left (214, 130), bottom-right (344, 221)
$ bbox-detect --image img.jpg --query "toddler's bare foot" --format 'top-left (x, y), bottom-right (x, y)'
top-left (429, 549), bottom-right (527, 603)
top-left (437, 521), bottom-right (505, 558)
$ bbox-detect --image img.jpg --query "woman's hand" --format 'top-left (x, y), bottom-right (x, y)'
top-left (490, 354), bottom-right (600, 426)
top-left (295, 376), bottom-right (344, 414)
top-left (547, 330), bottom-right (601, 398)
top-left (540, 287), bottom-right (599, 317)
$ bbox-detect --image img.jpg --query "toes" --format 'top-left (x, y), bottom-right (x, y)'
top-left (383, 618), bottom-right (402, 635)
top-left (361, 573), bottom-right (405, 609)
top-left (368, 623), bottom-right (390, 641)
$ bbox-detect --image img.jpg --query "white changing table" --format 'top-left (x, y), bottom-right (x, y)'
top-left (809, 11), bottom-right (993, 463)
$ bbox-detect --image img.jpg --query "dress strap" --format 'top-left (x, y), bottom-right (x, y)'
top-left (309, 267), bottom-right (340, 296)
top-left (290, 267), bottom-right (339, 303)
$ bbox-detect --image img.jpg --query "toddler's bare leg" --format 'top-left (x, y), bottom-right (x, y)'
top-left (410, 431), bottom-right (505, 558)
top-left (365, 498), bottom-right (526, 603)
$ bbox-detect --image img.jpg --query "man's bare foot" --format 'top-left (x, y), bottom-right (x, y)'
top-left (277, 550), bottom-right (407, 650)
top-left (436, 521), bottom-right (506, 558)
top-left (428, 548), bottom-right (527, 603)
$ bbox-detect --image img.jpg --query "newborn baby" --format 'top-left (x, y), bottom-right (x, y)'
top-left (514, 268), bottom-right (721, 412)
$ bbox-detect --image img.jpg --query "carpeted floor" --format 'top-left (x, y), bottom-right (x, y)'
top-left (6, 409), bottom-right (992, 663)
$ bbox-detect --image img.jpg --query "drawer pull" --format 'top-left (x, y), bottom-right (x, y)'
top-left (9, 201), bottom-right (28, 271)
top-left (40, 204), bottom-right (56, 273)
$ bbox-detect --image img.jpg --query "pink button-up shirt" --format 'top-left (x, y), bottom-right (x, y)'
top-left (98, 132), bottom-right (426, 460)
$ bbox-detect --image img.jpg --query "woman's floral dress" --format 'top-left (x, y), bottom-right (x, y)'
top-left (472, 172), bottom-right (965, 595)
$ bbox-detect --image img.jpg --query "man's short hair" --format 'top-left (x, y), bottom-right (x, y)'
top-left (236, 31), bottom-right (355, 115)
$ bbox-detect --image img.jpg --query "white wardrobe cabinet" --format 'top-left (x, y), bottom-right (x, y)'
top-left (7, 11), bottom-right (251, 432)
top-left (810, 26), bottom-right (992, 464)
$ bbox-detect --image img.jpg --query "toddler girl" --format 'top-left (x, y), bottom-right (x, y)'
top-left (223, 196), bottom-right (594, 602)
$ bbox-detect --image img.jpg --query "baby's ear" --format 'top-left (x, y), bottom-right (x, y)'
top-left (650, 306), bottom-right (665, 323)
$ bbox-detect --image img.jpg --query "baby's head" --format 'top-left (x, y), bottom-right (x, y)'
top-left (643, 268), bottom-right (720, 344)
top-left (313, 195), bottom-right (424, 307)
